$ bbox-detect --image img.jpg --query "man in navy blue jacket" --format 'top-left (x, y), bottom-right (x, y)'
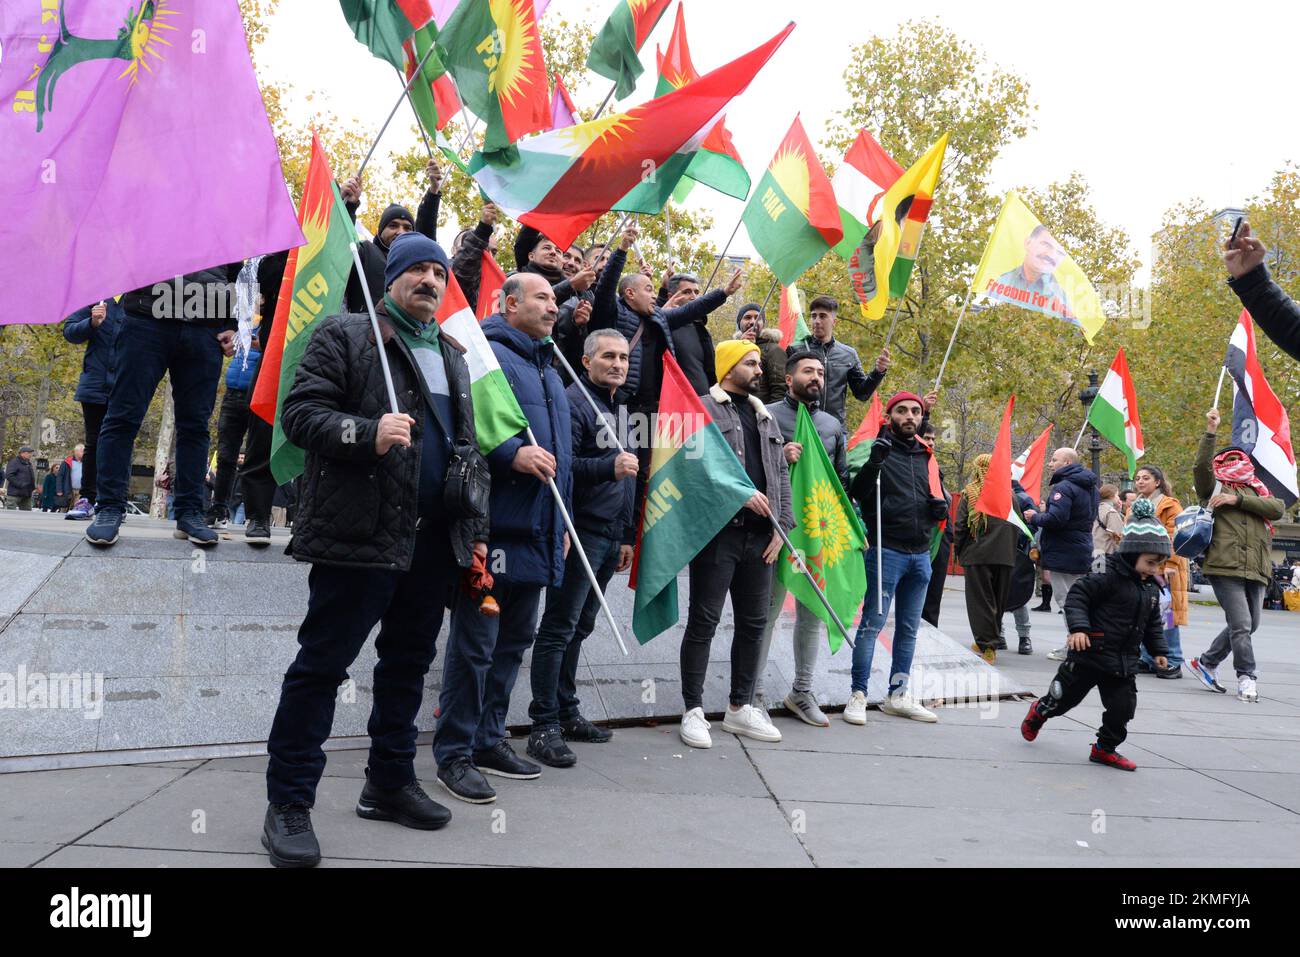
top-left (434, 272), bottom-right (574, 805)
top-left (62, 300), bottom-right (125, 519)
top-left (1023, 447), bottom-right (1099, 660)
top-left (526, 328), bottom-right (637, 768)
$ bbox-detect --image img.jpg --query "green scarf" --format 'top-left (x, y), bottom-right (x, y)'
top-left (383, 293), bottom-right (441, 357)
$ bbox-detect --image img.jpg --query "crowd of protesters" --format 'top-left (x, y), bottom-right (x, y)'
top-left (3, 165), bottom-right (1298, 869)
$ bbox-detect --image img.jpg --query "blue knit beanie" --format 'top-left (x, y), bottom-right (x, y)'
top-left (384, 233), bottom-right (449, 290)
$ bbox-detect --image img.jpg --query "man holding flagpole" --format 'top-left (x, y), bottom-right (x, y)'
top-left (433, 272), bottom-right (574, 804)
top-left (845, 393), bottom-right (950, 725)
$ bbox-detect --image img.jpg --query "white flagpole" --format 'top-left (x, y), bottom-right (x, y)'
top-left (1212, 365), bottom-right (1228, 410)
top-left (349, 244), bottom-right (400, 414)
top-left (358, 41), bottom-right (441, 180)
top-left (526, 426), bottom-right (630, 657)
top-left (1073, 416), bottom-right (1089, 452)
top-left (767, 517), bottom-right (853, 649)
top-left (875, 474), bottom-right (883, 617)
top-left (933, 282), bottom-right (976, 392)
top-left (703, 216), bottom-right (744, 292)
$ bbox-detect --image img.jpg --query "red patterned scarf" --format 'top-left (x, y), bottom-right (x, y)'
top-left (1213, 451), bottom-right (1273, 530)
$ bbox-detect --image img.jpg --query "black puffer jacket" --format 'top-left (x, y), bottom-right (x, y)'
top-left (849, 426), bottom-right (948, 553)
top-left (1064, 553), bottom-right (1169, 676)
top-left (280, 307), bottom-right (489, 571)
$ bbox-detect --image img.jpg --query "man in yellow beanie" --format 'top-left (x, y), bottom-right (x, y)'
top-left (677, 340), bottom-right (794, 750)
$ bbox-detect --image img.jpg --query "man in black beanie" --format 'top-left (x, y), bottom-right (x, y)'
top-left (733, 302), bottom-right (787, 402)
top-left (343, 162), bottom-right (444, 314)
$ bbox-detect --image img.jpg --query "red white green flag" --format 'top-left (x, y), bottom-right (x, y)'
top-left (845, 393), bottom-right (883, 481)
top-left (438, 0), bottom-right (551, 155)
top-left (742, 115), bottom-right (843, 285)
top-left (587, 0), bottom-right (674, 100)
top-left (777, 282), bottom-right (810, 349)
top-left (469, 23), bottom-right (793, 249)
top-left (631, 353), bottom-right (759, 642)
top-left (832, 129), bottom-right (903, 259)
top-left (1085, 347), bottom-right (1145, 477)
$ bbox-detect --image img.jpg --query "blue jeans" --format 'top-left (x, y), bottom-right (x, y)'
top-left (1141, 626), bottom-right (1184, 668)
top-left (433, 578), bottom-right (543, 768)
top-left (96, 316), bottom-right (224, 515)
top-left (851, 547), bottom-right (933, 695)
top-left (529, 530), bottom-right (620, 728)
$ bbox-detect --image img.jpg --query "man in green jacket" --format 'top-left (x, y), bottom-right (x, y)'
top-left (1188, 409), bottom-right (1287, 703)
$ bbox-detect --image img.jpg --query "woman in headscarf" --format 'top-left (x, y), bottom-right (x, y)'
top-left (955, 453), bottom-right (1025, 663)
top-left (1132, 464), bottom-right (1188, 677)
top-left (1188, 409), bottom-right (1286, 703)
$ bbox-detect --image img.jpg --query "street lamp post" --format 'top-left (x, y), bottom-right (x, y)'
top-left (1078, 370), bottom-right (1103, 477)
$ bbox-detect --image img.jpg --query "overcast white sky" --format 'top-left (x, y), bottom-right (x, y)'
top-left (260, 0), bottom-right (1300, 280)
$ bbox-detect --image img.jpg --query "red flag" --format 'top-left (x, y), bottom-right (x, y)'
top-left (848, 393), bottom-right (883, 451)
top-left (975, 395), bottom-right (1016, 525)
top-left (475, 250), bottom-right (507, 320)
top-left (1011, 424), bottom-right (1053, 504)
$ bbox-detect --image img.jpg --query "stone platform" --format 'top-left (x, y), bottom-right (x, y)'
top-left (0, 512), bottom-right (1023, 769)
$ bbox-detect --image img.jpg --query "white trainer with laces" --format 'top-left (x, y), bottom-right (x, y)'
top-left (679, 707), bottom-right (712, 749)
top-left (1238, 676), bottom-right (1259, 703)
top-left (879, 690), bottom-right (938, 723)
top-left (843, 690), bottom-right (868, 725)
top-left (722, 704), bottom-right (782, 742)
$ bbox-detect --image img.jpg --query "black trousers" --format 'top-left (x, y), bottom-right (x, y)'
top-left (680, 522), bottom-right (773, 710)
top-left (212, 386), bottom-right (248, 508)
top-left (265, 523), bottom-right (455, 806)
top-left (1037, 660), bottom-right (1138, 751)
top-left (922, 537), bottom-right (950, 627)
top-left (236, 364), bottom-right (276, 523)
top-left (964, 563), bottom-right (1012, 650)
top-left (79, 401), bottom-right (107, 503)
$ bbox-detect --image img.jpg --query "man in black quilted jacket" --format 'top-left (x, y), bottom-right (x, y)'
top-left (261, 233), bottom-right (489, 868)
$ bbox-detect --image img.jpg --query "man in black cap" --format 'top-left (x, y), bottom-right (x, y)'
top-left (734, 302), bottom-right (787, 402)
top-left (261, 232), bottom-right (489, 867)
top-left (343, 162), bottom-right (443, 315)
top-left (2, 446), bottom-right (37, 510)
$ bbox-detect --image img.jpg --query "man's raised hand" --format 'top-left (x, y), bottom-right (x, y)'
top-left (724, 267), bottom-right (743, 296)
top-left (1224, 220), bottom-right (1268, 279)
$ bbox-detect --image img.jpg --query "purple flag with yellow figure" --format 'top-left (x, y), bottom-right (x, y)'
top-left (0, 1), bottom-right (303, 326)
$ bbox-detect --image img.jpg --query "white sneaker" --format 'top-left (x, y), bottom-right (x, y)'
top-left (879, 690), bottom-right (938, 723)
top-left (1046, 647), bottom-right (1068, 661)
top-left (679, 707), bottom-right (712, 749)
top-left (1238, 676), bottom-right (1259, 703)
top-left (843, 690), bottom-right (868, 725)
top-left (752, 693), bottom-right (772, 727)
top-left (722, 704), bottom-right (782, 742)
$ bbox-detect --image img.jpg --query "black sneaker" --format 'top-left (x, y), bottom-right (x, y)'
top-left (1135, 660), bottom-right (1155, 674)
top-left (261, 803), bottom-right (321, 868)
top-left (84, 508), bottom-right (124, 546)
top-left (560, 714), bottom-right (613, 743)
top-left (355, 776), bottom-right (451, 830)
top-left (174, 511), bottom-right (218, 546)
top-left (1156, 664), bottom-right (1183, 680)
top-left (436, 758), bottom-right (496, 804)
top-left (994, 635), bottom-right (1008, 651)
top-left (1018, 637), bottom-right (1033, 655)
top-left (526, 725), bottom-right (577, 768)
top-left (205, 504), bottom-right (229, 529)
top-left (472, 739), bottom-right (541, 780)
top-left (245, 518), bottom-right (271, 547)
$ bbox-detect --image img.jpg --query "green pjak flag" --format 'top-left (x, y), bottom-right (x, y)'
top-left (339, 0), bottom-right (418, 67)
top-left (631, 353), bottom-right (758, 643)
top-left (778, 405), bottom-right (866, 652)
top-left (587, 0), bottom-right (674, 100)
top-left (250, 133), bottom-right (357, 485)
top-left (741, 116), bottom-right (843, 286)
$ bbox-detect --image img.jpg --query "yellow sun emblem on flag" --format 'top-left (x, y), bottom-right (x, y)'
top-left (118, 0), bottom-right (179, 87)
top-left (802, 479), bottom-right (852, 568)
top-left (557, 110), bottom-right (638, 163)
top-left (769, 146), bottom-right (811, 218)
top-left (487, 0), bottom-right (540, 106)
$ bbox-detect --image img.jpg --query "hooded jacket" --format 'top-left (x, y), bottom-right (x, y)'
top-left (1028, 462), bottom-right (1099, 574)
top-left (481, 315), bottom-right (574, 587)
top-left (1064, 553), bottom-right (1169, 676)
top-left (589, 248), bottom-right (728, 407)
top-left (63, 300), bottom-right (126, 404)
top-left (787, 334), bottom-right (885, 425)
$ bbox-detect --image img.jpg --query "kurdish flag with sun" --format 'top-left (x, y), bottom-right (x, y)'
top-left (587, 0), bottom-right (674, 100)
top-left (778, 404), bottom-right (866, 652)
top-left (1, 0), bottom-right (303, 326)
top-left (470, 24), bottom-right (793, 249)
top-left (438, 0), bottom-right (551, 155)
top-left (250, 133), bottom-right (356, 484)
top-left (742, 116), bottom-right (843, 286)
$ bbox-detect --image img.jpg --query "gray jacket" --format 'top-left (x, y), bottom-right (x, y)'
top-left (702, 385), bottom-right (794, 532)
top-left (765, 394), bottom-right (848, 491)
top-left (788, 335), bottom-right (885, 425)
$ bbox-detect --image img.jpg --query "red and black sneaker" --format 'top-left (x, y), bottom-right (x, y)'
top-left (1089, 744), bottom-right (1137, 771)
top-left (1020, 700), bottom-right (1046, 741)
